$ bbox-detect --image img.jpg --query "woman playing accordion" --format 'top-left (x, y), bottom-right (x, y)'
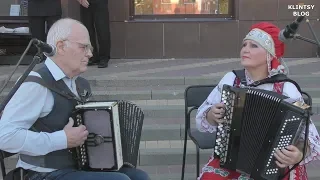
top-left (195, 22), bottom-right (320, 180)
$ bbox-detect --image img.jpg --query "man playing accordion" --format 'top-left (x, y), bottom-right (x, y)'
top-left (195, 22), bottom-right (320, 180)
top-left (0, 18), bottom-right (150, 180)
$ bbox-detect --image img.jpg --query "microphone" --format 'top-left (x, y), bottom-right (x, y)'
top-left (32, 39), bottom-right (56, 57)
top-left (279, 16), bottom-right (305, 42)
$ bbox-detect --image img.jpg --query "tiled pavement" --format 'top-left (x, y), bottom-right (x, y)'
top-left (1, 57), bottom-right (320, 179)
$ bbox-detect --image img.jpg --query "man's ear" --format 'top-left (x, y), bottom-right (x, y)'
top-left (56, 41), bottom-right (66, 55)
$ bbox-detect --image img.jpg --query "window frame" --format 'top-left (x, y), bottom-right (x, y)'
top-left (129, 0), bottom-right (235, 20)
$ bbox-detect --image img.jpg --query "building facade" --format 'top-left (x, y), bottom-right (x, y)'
top-left (1, 0), bottom-right (320, 59)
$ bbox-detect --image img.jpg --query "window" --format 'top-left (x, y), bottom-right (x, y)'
top-left (0, 0), bottom-right (28, 16)
top-left (130, 0), bottom-right (234, 19)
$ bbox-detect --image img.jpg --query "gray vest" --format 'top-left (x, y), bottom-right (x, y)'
top-left (20, 64), bottom-right (92, 169)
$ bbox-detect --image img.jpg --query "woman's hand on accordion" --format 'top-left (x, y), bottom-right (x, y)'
top-left (63, 117), bottom-right (89, 148)
top-left (274, 145), bottom-right (303, 168)
top-left (206, 103), bottom-right (226, 125)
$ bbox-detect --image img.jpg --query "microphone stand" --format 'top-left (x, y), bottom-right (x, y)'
top-left (292, 19), bottom-right (320, 48)
top-left (0, 38), bottom-right (45, 113)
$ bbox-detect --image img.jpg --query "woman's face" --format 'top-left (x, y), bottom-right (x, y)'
top-left (240, 39), bottom-right (268, 69)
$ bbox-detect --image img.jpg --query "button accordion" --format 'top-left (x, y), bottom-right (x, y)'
top-left (214, 84), bottom-right (310, 180)
top-left (71, 101), bottom-right (123, 171)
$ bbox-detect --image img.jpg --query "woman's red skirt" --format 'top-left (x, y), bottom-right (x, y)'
top-left (199, 157), bottom-right (290, 180)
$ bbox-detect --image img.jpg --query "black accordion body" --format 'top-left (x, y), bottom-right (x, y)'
top-left (214, 84), bottom-right (309, 180)
top-left (71, 101), bottom-right (123, 171)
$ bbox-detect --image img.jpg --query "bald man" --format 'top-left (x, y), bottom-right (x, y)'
top-left (0, 18), bottom-right (150, 180)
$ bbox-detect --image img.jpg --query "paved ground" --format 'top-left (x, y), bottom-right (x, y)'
top-left (0, 57), bottom-right (319, 180)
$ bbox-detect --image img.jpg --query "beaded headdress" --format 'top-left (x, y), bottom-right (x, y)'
top-left (243, 22), bottom-right (287, 76)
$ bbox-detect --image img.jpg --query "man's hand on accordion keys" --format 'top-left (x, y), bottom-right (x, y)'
top-left (206, 103), bottom-right (226, 125)
top-left (274, 145), bottom-right (303, 168)
top-left (63, 117), bottom-right (89, 148)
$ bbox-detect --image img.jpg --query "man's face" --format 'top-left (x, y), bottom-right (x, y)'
top-left (58, 24), bottom-right (93, 76)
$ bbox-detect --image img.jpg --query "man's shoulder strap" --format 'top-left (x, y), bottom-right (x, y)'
top-left (24, 75), bottom-right (75, 100)
top-left (22, 75), bottom-right (58, 133)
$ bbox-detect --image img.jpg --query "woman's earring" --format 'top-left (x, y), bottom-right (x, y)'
top-left (266, 53), bottom-right (272, 75)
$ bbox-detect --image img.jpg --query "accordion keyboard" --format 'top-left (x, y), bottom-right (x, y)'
top-left (214, 88), bottom-right (236, 163)
top-left (262, 112), bottom-right (305, 178)
top-left (74, 114), bottom-right (88, 167)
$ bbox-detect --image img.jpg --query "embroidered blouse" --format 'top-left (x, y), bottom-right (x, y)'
top-left (195, 71), bottom-right (320, 166)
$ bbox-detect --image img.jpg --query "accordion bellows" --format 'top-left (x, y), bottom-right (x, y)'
top-left (214, 84), bottom-right (309, 180)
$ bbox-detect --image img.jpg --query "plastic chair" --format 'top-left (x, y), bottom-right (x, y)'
top-left (181, 85), bottom-right (217, 180)
top-left (301, 91), bottom-right (313, 113)
top-left (0, 151), bottom-right (20, 180)
top-left (0, 151), bottom-right (8, 179)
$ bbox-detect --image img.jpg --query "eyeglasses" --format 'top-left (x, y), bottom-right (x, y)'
top-left (62, 39), bottom-right (94, 53)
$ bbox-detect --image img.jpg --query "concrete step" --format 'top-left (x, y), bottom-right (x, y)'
top-left (1, 88), bottom-right (320, 108)
top-left (0, 140), bottom-right (208, 169)
top-left (141, 117), bottom-right (320, 141)
top-left (149, 173), bottom-right (195, 180)
top-left (142, 105), bottom-right (184, 119)
top-left (1, 85), bottom-right (189, 101)
top-left (138, 139), bottom-right (320, 167)
top-left (142, 124), bottom-right (183, 141)
top-left (1, 74), bottom-right (320, 88)
top-left (1, 94), bottom-right (318, 117)
top-left (1, 140), bottom-right (211, 168)
top-left (140, 104), bottom-right (320, 119)
top-left (138, 164), bottom-right (198, 180)
top-left (141, 140), bottom-right (213, 167)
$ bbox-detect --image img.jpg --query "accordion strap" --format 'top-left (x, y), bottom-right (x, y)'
top-left (24, 75), bottom-right (76, 100)
top-left (232, 69), bottom-right (302, 93)
top-left (232, 69), bottom-right (247, 86)
top-left (24, 75), bottom-right (87, 104)
top-left (23, 75), bottom-right (79, 133)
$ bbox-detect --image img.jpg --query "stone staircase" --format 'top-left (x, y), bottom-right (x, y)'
top-left (1, 58), bottom-right (320, 179)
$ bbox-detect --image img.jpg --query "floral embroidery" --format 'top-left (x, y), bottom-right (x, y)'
top-left (200, 103), bottom-right (216, 133)
top-left (202, 166), bottom-right (230, 177)
top-left (238, 174), bottom-right (253, 180)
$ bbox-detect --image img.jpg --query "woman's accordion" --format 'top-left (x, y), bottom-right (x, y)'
top-left (214, 84), bottom-right (310, 180)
